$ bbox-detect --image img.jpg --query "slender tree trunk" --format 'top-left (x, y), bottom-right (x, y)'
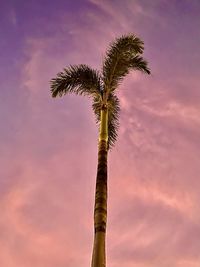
top-left (91, 106), bottom-right (108, 267)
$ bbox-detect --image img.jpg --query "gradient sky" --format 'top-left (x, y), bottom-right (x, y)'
top-left (1, 1), bottom-right (200, 267)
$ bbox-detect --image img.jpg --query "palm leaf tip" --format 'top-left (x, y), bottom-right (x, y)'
top-left (145, 67), bottom-right (151, 75)
top-left (50, 78), bottom-right (60, 97)
top-left (130, 56), bottom-right (151, 74)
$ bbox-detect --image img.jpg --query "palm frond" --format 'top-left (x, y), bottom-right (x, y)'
top-left (92, 94), bottom-right (102, 124)
top-left (92, 93), bottom-right (120, 149)
top-left (50, 64), bottom-right (102, 97)
top-left (102, 34), bottom-right (150, 93)
top-left (130, 55), bottom-right (150, 74)
top-left (107, 94), bottom-right (120, 149)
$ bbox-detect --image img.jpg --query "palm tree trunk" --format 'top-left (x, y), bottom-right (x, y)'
top-left (91, 106), bottom-right (108, 267)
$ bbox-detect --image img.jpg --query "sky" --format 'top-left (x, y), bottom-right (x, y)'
top-left (0, 0), bottom-right (200, 266)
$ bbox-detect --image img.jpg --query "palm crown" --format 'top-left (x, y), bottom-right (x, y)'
top-left (50, 34), bottom-right (150, 148)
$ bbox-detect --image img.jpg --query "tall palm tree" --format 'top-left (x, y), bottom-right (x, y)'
top-left (50, 34), bottom-right (150, 267)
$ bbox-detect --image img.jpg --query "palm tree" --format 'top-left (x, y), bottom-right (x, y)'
top-left (50, 34), bottom-right (150, 267)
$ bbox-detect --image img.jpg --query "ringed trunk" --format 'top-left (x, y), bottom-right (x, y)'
top-left (91, 106), bottom-right (108, 267)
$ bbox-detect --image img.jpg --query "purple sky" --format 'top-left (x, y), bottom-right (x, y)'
top-left (1, 1), bottom-right (200, 266)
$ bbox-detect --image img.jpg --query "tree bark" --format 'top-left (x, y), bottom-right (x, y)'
top-left (91, 107), bottom-right (108, 267)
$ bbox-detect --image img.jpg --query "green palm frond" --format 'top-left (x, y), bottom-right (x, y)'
top-left (92, 94), bottom-right (102, 124)
top-left (92, 93), bottom-right (120, 149)
top-left (130, 55), bottom-right (150, 74)
top-left (102, 34), bottom-right (150, 93)
top-left (107, 94), bottom-right (120, 149)
top-left (50, 64), bottom-right (102, 97)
